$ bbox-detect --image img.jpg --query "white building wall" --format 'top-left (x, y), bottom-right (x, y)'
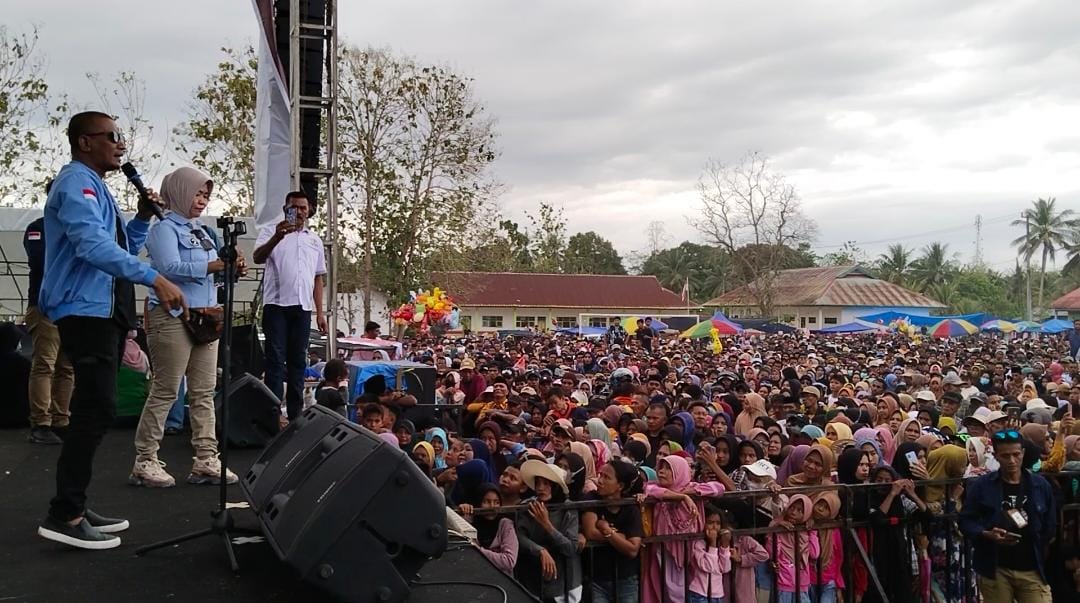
top-left (461, 307), bottom-right (698, 333)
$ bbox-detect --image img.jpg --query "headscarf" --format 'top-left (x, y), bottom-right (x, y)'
top-left (1066, 434), bottom-right (1080, 461)
top-left (587, 417), bottom-right (615, 450)
top-left (412, 441), bottom-right (435, 468)
top-left (938, 416), bottom-right (957, 435)
top-left (771, 495), bottom-right (814, 558)
top-left (967, 437), bottom-right (989, 468)
top-left (603, 403), bottom-right (627, 427)
top-left (917, 405), bottom-right (941, 428)
top-left (800, 425), bottom-right (825, 440)
top-left (393, 419), bottom-right (417, 448)
top-left (837, 448), bottom-right (869, 485)
top-left (853, 429), bottom-right (884, 466)
top-left (877, 394), bottom-right (899, 425)
top-left (450, 460), bottom-right (493, 506)
top-left (160, 166), bottom-right (212, 219)
top-left (673, 411), bottom-right (697, 453)
top-left (473, 483), bottom-right (502, 548)
top-left (786, 444), bottom-right (834, 487)
top-left (875, 425), bottom-right (897, 464)
top-left (639, 465), bottom-right (658, 482)
top-left (892, 442), bottom-right (926, 480)
top-left (777, 445), bottom-right (811, 485)
top-left (746, 428), bottom-right (770, 446)
top-left (826, 421), bottom-right (853, 442)
top-left (631, 419), bottom-right (648, 435)
top-left (569, 441), bottom-right (597, 482)
top-left (915, 433), bottom-right (939, 451)
top-left (468, 439), bottom-right (495, 476)
top-left (897, 418), bottom-right (921, 443)
top-left (1020, 423), bottom-right (1049, 449)
top-left (925, 444), bottom-right (968, 504)
top-left (714, 433), bottom-right (741, 474)
top-left (734, 392), bottom-right (768, 436)
top-left (652, 455), bottom-right (701, 568)
top-left (811, 491), bottom-right (842, 567)
top-left (478, 421), bottom-right (503, 440)
top-left (588, 439), bottom-right (610, 472)
top-left (628, 432), bottom-right (652, 458)
top-left (377, 432), bottom-right (400, 447)
top-left (558, 451), bottom-right (587, 500)
top-left (425, 427), bottom-right (449, 470)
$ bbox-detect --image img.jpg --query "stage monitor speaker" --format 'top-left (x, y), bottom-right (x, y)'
top-left (240, 405), bottom-right (447, 602)
top-left (227, 323), bottom-right (265, 381)
top-left (214, 373), bottom-right (281, 448)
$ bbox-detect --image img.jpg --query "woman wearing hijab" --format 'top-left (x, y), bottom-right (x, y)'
top-left (555, 451), bottom-right (588, 501)
top-left (864, 464), bottom-right (925, 603)
top-left (784, 443), bottom-right (834, 487)
top-left (131, 167), bottom-right (244, 488)
top-left (642, 455), bottom-right (724, 603)
top-left (449, 459), bottom-right (494, 507)
top-left (897, 417), bottom-right (923, 444)
top-left (875, 424), bottom-right (897, 464)
top-left (568, 441), bottom-right (598, 495)
top-left (776, 444), bottom-right (811, 485)
top-left (468, 484), bottom-right (518, 575)
top-left (924, 444), bottom-right (973, 602)
top-left (853, 427), bottom-right (885, 466)
top-left (733, 392), bottom-right (768, 436)
top-left (672, 411), bottom-right (698, 453)
top-left (468, 438), bottom-right (497, 479)
top-left (837, 448), bottom-right (873, 601)
top-left (425, 427), bottom-right (449, 470)
top-left (586, 417), bottom-right (618, 456)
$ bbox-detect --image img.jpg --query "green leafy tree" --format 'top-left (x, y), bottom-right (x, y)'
top-left (910, 242), bottom-right (956, 292)
top-left (820, 240), bottom-right (865, 266)
top-left (0, 26), bottom-right (65, 205)
top-left (173, 45), bottom-right (257, 215)
top-left (1011, 197), bottom-right (1075, 311)
top-left (639, 242), bottom-right (730, 302)
top-left (526, 202), bottom-right (567, 273)
top-left (337, 46), bottom-right (498, 316)
top-left (562, 231), bottom-right (626, 274)
top-left (875, 244), bottom-right (913, 285)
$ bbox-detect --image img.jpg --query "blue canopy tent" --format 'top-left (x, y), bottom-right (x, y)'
top-left (855, 311), bottom-right (989, 328)
top-left (815, 322), bottom-right (886, 334)
top-left (1040, 319), bottom-right (1074, 334)
top-left (555, 326), bottom-right (607, 338)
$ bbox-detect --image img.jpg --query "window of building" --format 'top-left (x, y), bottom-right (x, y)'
top-left (588, 317), bottom-right (608, 328)
top-left (481, 315), bottom-right (503, 328)
top-left (515, 315), bottom-right (538, 328)
top-left (553, 316), bottom-right (576, 328)
top-left (823, 317), bottom-right (838, 325)
top-left (807, 317), bottom-right (817, 324)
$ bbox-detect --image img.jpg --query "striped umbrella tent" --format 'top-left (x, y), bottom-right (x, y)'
top-left (928, 319), bottom-right (979, 338)
top-left (680, 313), bottom-right (743, 339)
top-left (979, 319), bottom-right (1017, 333)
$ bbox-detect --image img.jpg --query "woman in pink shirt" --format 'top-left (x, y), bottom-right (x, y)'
top-left (640, 455), bottom-right (725, 603)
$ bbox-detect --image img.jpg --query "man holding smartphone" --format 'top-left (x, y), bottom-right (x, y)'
top-left (253, 191), bottom-right (327, 422)
top-left (959, 429), bottom-right (1056, 602)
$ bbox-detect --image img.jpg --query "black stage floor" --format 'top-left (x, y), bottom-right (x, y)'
top-left (0, 425), bottom-right (529, 602)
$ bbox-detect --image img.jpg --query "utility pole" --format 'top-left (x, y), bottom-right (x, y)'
top-left (1024, 211), bottom-right (1033, 321)
top-left (973, 214), bottom-right (983, 268)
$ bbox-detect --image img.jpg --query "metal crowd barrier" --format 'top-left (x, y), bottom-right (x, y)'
top-left (469, 471), bottom-right (1080, 603)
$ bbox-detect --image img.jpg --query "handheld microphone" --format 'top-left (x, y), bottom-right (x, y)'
top-left (120, 162), bottom-right (164, 220)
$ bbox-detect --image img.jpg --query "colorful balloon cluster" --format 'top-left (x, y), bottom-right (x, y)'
top-left (390, 287), bottom-right (459, 333)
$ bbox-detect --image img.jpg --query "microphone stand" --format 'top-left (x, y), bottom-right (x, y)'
top-left (136, 216), bottom-right (253, 571)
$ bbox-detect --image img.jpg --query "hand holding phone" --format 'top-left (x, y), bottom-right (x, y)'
top-left (286, 206), bottom-right (298, 225)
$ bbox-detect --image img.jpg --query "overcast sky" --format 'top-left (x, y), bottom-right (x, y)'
top-left (9, 0), bottom-right (1080, 271)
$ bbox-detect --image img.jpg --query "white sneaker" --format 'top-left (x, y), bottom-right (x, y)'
top-left (128, 459), bottom-right (176, 488)
top-left (188, 456), bottom-right (238, 485)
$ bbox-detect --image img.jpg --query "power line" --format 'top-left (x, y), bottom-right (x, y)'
top-left (815, 212), bottom-right (1015, 249)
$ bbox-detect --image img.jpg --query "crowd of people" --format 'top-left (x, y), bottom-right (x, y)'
top-left (341, 322), bottom-right (1080, 603)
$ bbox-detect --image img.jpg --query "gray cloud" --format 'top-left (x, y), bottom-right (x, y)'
top-left (8, 0), bottom-right (1080, 271)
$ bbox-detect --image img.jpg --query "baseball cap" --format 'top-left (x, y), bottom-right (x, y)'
top-left (915, 390), bottom-right (936, 402)
top-left (744, 459), bottom-right (777, 479)
top-left (1026, 398), bottom-right (1052, 411)
top-left (459, 358), bottom-right (476, 370)
top-left (802, 385), bottom-right (821, 398)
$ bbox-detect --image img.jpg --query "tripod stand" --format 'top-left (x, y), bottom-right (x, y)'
top-left (136, 216), bottom-right (253, 571)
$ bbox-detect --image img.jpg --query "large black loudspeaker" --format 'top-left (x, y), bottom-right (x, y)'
top-left (215, 373), bottom-right (281, 448)
top-left (241, 405), bottom-right (447, 602)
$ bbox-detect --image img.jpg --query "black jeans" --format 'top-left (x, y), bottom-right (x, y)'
top-left (262, 304), bottom-right (310, 420)
top-left (49, 317), bottom-right (125, 522)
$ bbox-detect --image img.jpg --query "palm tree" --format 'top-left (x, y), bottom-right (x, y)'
top-left (1011, 197), bottom-right (1075, 310)
top-left (911, 242), bottom-right (954, 292)
top-left (876, 244), bottom-right (912, 285)
top-left (927, 280), bottom-right (960, 312)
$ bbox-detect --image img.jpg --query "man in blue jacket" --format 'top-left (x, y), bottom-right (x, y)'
top-left (35, 111), bottom-right (185, 550)
top-left (959, 428), bottom-right (1055, 602)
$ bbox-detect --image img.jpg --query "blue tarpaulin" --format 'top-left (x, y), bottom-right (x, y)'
top-left (855, 311), bottom-right (989, 328)
top-left (555, 326), bottom-right (607, 337)
top-left (815, 322), bottom-right (884, 334)
top-left (1040, 319), bottom-right (1074, 334)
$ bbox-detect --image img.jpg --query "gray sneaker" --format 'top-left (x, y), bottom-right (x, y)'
top-left (29, 426), bottom-right (63, 445)
top-left (38, 517), bottom-right (121, 550)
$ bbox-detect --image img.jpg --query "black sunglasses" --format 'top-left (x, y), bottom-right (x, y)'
top-left (190, 227), bottom-right (215, 252)
top-left (83, 131), bottom-right (124, 144)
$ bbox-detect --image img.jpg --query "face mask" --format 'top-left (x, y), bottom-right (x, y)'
top-left (980, 377), bottom-right (990, 386)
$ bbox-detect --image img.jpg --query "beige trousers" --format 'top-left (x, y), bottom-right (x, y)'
top-left (134, 306), bottom-right (219, 462)
top-left (25, 305), bottom-right (73, 427)
top-left (977, 568), bottom-right (1052, 603)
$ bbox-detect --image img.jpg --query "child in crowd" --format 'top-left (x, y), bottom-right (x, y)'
top-left (688, 505), bottom-right (732, 603)
top-left (767, 495), bottom-right (819, 603)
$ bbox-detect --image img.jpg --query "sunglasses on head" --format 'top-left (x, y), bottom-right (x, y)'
top-left (992, 429), bottom-right (1021, 441)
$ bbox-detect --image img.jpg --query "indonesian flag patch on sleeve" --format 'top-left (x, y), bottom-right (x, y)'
top-left (27, 231), bottom-right (41, 241)
top-left (82, 188), bottom-right (97, 201)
